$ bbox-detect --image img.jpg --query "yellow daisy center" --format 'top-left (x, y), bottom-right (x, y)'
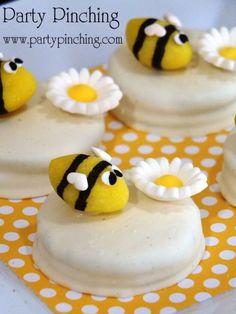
top-left (68, 84), bottom-right (97, 102)
top-left (154, 175), bottom-right (184, 188)
top-left (219, 46), bottom-right (236, 60)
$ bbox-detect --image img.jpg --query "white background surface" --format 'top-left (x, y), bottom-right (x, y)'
top-left (0, 0), bottom-right (236, 313)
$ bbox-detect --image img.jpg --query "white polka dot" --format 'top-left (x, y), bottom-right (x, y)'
top-left (208, 146), bottom-right (223, 155)
top-left (3, 232), bottom-right (19, 241)
top-left (184, 146), bottom-right (200, 155)
top-left (55, 303), bottom-right (72, 313)
top-left (28, 233), bottom-right (36, 242)
top-left (138, 145), bottom-right (154, 154)
top-left (169, 136), bottom-right (183, 143)
top-left (202, 250), bottom-right (211, 260)
top-left (40, 288), bottom-right (56, 298)
top-left (178, 278), bottom-right (194, 289)
top-left (209, 183), bottom-right (220, 193)
top-left (160, 307), bottom-right (176, 314)
top-left (8, 258), bottom-right (25, 268)
top-left (201, 158), bottom-right (216, 168)
top-left (134, 308), bottom-right (151, 314)
top-left (0, 218), bottom-right (4, 226)
top-left (66, 290), bottom-right (82, 300)
top-left (192, 136), bottom-right (207, 143)
top-left (169, 293), bottom-right (186, 303)
top-left (205, 236), bottom-right (219, 246)
top-left (91, 295), bottom-right (106, 301)
top-left (211, 264), bottom-right (228, 274)
top-left (102, 132), bottom-right (114, 141)
top-left (229, 278), bottom-right (236, 287)
top-left (13, 219), bottom-right (29, 229)
top-left (123, 132), bottom-right (138, 142)
top-left (0, 206), bottom-right (14, 215)
top-left (114, 144), bottom-right (130, 154)
top-left (8, 198), bottom-right (21, 203)
top-left (227, 236), bottom-right (236, 246)
top-left (23, 273), bottom-right (40, 282)
top-left (81, 305), bottom-right (98, 314)
top-left (111, 157), bottom-right (122, 166)
top-left (219, 250), bottom-right (236, 260)
top-left (108, 306), bottom-right (125, 314)
top-left (118, 296), bottom-right (133, 302)
top-left (146, 133), bottom-right (160, 142)
top-left (215, 134), bottom-right (227, 143)
top-left (202, 196), bottom-right (217, 206)
top-left (22, 206), bottom-right (38, 216)
top-left (192, 265), bottom-right (202, 274)
top-left (18, 245), bottom-right (32, 255)
top-left (32, 196), bottom-right (47, 203)
top-left (200, 209), bottom-right (209, 218)
top-left (218, 209), bottom-right (234, 219)
top-left (211, 223), bottom-right (226, 233)
top-left (161, 145), bottom-right (176, 154)
top-left (109, 121), bottom-right (123, 130)
top-left (143, 292), bottom-right (160, 303)
top-left (0, 244), bottom-right (9, 253)
top-left (129, 157), bottom-right (144, 166)
top-left (194, 292), bottom-right (211, 302)
top-left (203, 278), bottom-right (220, 288)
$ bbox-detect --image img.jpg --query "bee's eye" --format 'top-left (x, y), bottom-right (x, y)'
top-left (174, 33), bottom-right (188, 45)
top-left (3, 61), bottom-right (17, 74)
top-left (101, 171), bottom-right (117, 186)
top-left (14, 58), bottom-right (23, 67)
top-left (112, 165), bottom-right (123, 177)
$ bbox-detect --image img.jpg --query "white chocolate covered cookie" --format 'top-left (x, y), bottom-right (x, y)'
top-left (109, 31), bottom-right (236, 136)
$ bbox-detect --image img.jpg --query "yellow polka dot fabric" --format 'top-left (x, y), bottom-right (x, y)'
top-left (0, 113), bottom-right (236, 314)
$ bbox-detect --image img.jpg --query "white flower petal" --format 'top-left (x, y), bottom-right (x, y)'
top-left (89, 70), bottom-right (103, 85)
top-left (79, 68), bottom-right (90, 83)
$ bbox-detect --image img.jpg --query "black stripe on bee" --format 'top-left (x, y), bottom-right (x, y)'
top-left (133, 18), bottom-right (157, 59)
top-left (152, 24), bottom-right (177, 69)
top-left (0, 61), bottom-right (7, 115)
top-left (57, 154), bottom-right (89, 198)
top-left (75, 160), bottom-right (111, 211)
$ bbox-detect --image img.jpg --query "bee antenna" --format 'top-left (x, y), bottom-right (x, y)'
top-left (91, 147), bottom-right (112, 163)
top-left (164, 13), bottom-right (182, 29)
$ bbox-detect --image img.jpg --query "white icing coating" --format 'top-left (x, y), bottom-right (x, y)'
top-left (46, 68), bottom-right (123, 116)
top-left (218, 127), bottom-right (236, 206)
top-left (144, 23), bottom-right (166, 37)
top-left (109, 31), bottom-right (236, 136)
top-left (130, 157), bottom-right (208, 201)
top-left (67, 173), bottom-right (88, 191)
top-left (199, 27), bottom-right (236, 71)
top-left (33, 184), bottom-right (205, 297)
top-left (0, 88), bottom-right (104, 198)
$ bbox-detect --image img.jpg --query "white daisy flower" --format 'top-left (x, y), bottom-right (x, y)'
top-left (46, 68), bottom-right (123, 115)
top-left (199, 27), bottom-right (236, 71)
top-left (129, 157), bottom-right (208, 201)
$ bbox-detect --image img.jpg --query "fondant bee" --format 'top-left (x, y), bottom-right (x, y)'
top-left (126, 13), bottom-right (193, 70)
top-left (0, 53), bottom-right (37, 115)
top-left (49, 148), bottom-right (129, 215)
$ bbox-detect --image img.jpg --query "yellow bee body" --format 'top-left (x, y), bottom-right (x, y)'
top-left (0, 57), bottom-right (36, 115)
top-left (49, 152), bottom-right (129, 215)
top-left (126, 17), bottom-right (193, 70)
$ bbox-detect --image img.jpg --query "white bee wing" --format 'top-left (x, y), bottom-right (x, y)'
top-left (91, 147), bottom-right (112, 162)
top-left (67, 172), bottom-right (88, 191)
top-left (144, 23), bottom-right (167, 37)
top-left (164, 13), bottom-right (182, 29)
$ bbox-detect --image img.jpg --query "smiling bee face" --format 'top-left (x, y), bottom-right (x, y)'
top-left (126, 14), bottom-right (193, 71)
top-left (0, 56), bottom-right (37, 115)
top-left (49, 149), bottom-right (129, 215)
